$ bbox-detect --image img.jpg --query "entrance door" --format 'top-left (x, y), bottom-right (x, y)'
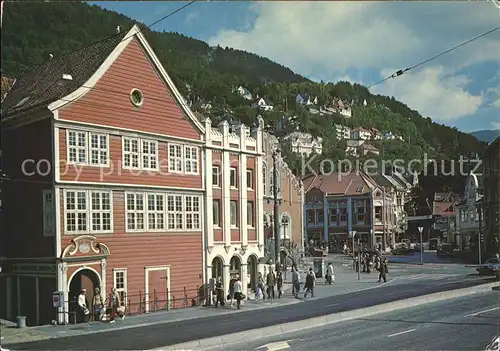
top-left (68, 269), bottom-right (100, 322)
top-left (247, 255), bottom-right (257, 290)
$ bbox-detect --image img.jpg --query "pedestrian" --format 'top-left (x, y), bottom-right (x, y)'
top-left (257, 272), bottom-right (266, 299)
top-left (214, 277), bottom-right (224, 308)
top-left (233, 275), bottom-right (244, 309)
top-left (266, 269), bottom-right (276, 299)
top-left (276, 268), bottom-right (283, 298)
top-left (228, 275), bottom-right (236, 307)
top-left (77, 288), bottom-right (90, 323)
top-left (343, 243), bottom-right (348, 255)
top-left (325, 262), bottom-right (334, 284)
top-left (108, 287), bottom-right (125, 323)
top-left (304, 269), bottom-right (315, 298)
top-left (378, 257), bottom-right (388, 283)
top-left (92, 287), bottom-right (105, 321)
top-left (291, 266), bottom-right (301, 298)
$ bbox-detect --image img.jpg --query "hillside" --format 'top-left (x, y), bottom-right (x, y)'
top-left (470, 129), bottom-right (500, 143)
top-left (1, 1), bottom-right (487, 174)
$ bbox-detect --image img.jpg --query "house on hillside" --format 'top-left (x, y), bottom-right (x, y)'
top-left (282, 132), bottom-right (323, 156)
top-left (253, 97), bottom-right (273, 111)
top-left (0, 25), bottom-right (265, 325)
top-left (371, 128), bottom-right (381, 140)
top-left (335, 124), bottom-right (351, 140)
top-left (351, 127), bottom-right (371, 140)
top-left (236, 86), bottom-right (253, 100)
top-left (358, 143), bottom-right (379, 156)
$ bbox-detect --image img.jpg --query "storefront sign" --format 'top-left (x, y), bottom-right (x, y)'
top-left (12, 263), bottom-right (57, 276)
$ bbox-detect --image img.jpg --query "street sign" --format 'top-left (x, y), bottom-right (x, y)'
top-left (52, 291), bottom-right (64, 308)
top-left (349, 231), bottom-right (356, 238)
top-left (418, 226), bottom-right (424, 233)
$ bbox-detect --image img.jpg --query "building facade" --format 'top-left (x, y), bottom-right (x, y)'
top-left (483, 137), bottom-right (500, 256)
top-left (282, 132), bottom-right (323, 156)
top-left (262, 133), bottom-right (304, 256)
top-left (1, 25), bottom-right (207, 325)
top-left (204, 118), bottom-right (265, 296)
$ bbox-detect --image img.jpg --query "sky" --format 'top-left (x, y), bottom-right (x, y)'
top-left (93, 1), bottom-right (500, 133)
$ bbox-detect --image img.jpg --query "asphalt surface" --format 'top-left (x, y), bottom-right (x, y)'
top-left (9, 276), bottom-right (497, 350)
top-left (224, 291), bottom-right (500, 351)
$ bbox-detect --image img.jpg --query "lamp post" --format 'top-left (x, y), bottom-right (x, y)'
top-left (272, 148), bottom-right (281, 266)
top-left (477, 202), bottom-right (483, 265)
top-left (418, 226), bottom-right (424, 265)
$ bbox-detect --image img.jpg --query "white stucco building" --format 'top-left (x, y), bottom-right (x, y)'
top-left (282, 132), bottom-right (323, 156)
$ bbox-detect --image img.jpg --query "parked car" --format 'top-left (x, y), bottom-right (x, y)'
top-left (476, 258), bottom-right (500, 276)
top-left (437, 243), bottom-right (454, 256)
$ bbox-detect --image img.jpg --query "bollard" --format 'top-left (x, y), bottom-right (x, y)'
top-left (16, 316), bottom-right (26, 328)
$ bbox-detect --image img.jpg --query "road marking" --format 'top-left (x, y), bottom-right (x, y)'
top-left (257, 341), bottom-right (291, 350)
top-left (326, 303), bottom-right (340, 307)
top-left (387, 329), bottom-right (416, 338)
top-left (464, 307), bottom-right (500, 317)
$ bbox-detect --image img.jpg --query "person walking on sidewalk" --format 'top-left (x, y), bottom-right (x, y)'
top-left (233, 275), bottom-right (244, 309)
top-left (378, 257), bottom-right (388, 283)
top-left (325, 262), bottom-right (335, 284)
top-left (214, 277), bottom-right (225, 308)
top-left (292, 266), bottom-right (301, 298)
top-left (257, 272), bottom-right (266, 299)
top-left (276, 268), bottom-right (283, 298)
top-left (108, 287), bottom-right (125, 323)
top-left (92, 287), bottom-right (105, 322)
top-left (304, 268), bottom-right (316, 298)
top-left (266, 269), bottom-right (276, 299)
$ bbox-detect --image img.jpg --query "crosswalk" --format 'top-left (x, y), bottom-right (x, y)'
top-left (398, 273), bottom-right (461, 281)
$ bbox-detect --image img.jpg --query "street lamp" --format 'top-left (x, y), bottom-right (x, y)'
top-left (350, 230), bottom-right (360, 280)
top-left (418, 226), bottom-right (424, 265)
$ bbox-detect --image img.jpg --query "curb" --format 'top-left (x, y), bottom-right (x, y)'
top-left (156, 281), bottom-right (499, 351)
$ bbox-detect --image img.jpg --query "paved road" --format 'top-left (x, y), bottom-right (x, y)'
top-left (8, 275), bottom-right (496, 350)
top-left (223, 291), bottom-right (500, 351)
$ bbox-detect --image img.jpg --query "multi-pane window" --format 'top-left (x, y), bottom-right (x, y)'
top-left (168, 144), bottom-right (199, 174)
top-left (147, 194), bottom-right (165, 230)
top-left (123, 138), bottom-right (140, 169)
top-left (43, 190), bottom-right (55, 236)
top-left (230, 200), bottom-right (238, 227)
top-left (307, 209), bottom-right (315, 224)
top-left (339, 206), bottom-right (347, 222)
top-left (329, 208), bottom-right (338, 224)
top-left (212, 166), bottom-right (220, 187)
top-left (90, 134), bottom-right (108, 165)
top-left (126, 193), bottom-right (145, 231)
top-left (91, 192), bottom-right (112, 232)
top-left (230, 168), bottom-right (237, 188)
top-left (316, 210), bottom-right (324, 224)
top-left (167, 195), bottom-right (183, 230)
top-left (247, 201), bottom-right (254, 227)
top-left (213, 200), bottom-right (220, 226)
top-left (262, 164), bottom-right (267, 195)
top-left (142, 140), bottom-right (158, 170)
top-left (113, 269), bottom-right (127, 305)
top-left (67, 130), bottom-right (87, 163)
top-left (184, 146), bottom-right (198, 174)
top-left (64, 190), bottom-right (112, 234)
top-left (185, 195), bottom-right (200, 230)
top-left (168, 144), bottom-right (183, 172)
top-left (246, 170), bottom-right (253, 189)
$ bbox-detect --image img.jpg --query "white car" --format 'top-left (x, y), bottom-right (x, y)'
top-left (485, 335), bottom-right (500, 351)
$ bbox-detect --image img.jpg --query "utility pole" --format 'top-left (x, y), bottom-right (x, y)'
top-left (382, 185), bottom-right (387, 251)
top-left (418, 226), bottom-right (424, 265)
top-left (272, 148), bottom-right (281, 266)
top-left (478, 203), bottom-right (483, 265)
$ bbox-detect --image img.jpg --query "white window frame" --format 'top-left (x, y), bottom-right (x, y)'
top-left (247, 201), bottom-right (254, 228)
top-left (246, 169), bottom-right (253, 189)
top-left (213, 199), bottom-right (221, 227)
top-left (168, 144), bottom-right (183, 173)
top-left (43, 189), bottom-right (55, 237)
top-left (63, 189), bottom-right (113, 235)
top-left (90, 191), bottom-right (113, 233)
top-left (113, 268), bottom-right (128, 306)
top-left (230, 168), bottom-right (237, 188)
top-left (89, 133), bottom-right (109, 166)
top-left (212, 166), bottom-right (220, 187)
top-left (184, 146), bottom-right (199, 175)
top-left (125, 192), bottom-right (146, 232)
top-left (67, 130), bottom-right (88, 164)
top-left (167, 194), bottom-right (183, 230)
top-left (230, 200), bottom-right (238, 228)
top-left (122, 137), bottom-right (141, 170)
top-left (141, 140), bottom-right (159, 171)
top-left (185, 195), bottom-right (201, 230)
top-left (147, 193), bottom-right (165, 231)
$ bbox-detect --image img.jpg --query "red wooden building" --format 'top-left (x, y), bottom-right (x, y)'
top-left (0, 25), bottom-right (206, 325)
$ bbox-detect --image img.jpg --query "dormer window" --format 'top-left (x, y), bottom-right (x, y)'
top-left (130, 88), bottom-right (144, 107)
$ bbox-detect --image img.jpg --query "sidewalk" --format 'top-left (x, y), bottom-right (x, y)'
top-left (1, 260), bottom-right (469, 345)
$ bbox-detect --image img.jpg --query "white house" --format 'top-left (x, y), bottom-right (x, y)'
top-left (236, 86), bottom-right (253, 100)
top-left (334, 124), bottom-right (351, 140)
top-left (283, 132), bottom-right (323, 156)
top-left (351, 127), bottom-right (372, 140)
top-left (253, 98), bottom-right (274, 111)
top-left (203, 117), bottom-right (265, 300)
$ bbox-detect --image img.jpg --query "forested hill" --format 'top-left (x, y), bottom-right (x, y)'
top-left (1, 1), bottom-right (487, 166)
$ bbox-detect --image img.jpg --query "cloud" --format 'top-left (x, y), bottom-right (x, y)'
top-left (491, 122), bottom-right (500, 129)
top-left (184, 11), bottom-right (200, 27)
top-left (207, 2), bottom-right (500, 123)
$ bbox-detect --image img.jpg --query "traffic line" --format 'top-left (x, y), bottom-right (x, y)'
top-left (464, 307), bottom-right (499, 317)
top-left (256, 341), bottom-right (291, 351)
top-left (387, 329), bottom-right (416, 338)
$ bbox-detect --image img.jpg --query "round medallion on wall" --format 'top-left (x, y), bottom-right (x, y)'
top-left (79, 242), bottom-right (90, 254)
top-left (130, 88), bottom-right (144, 107)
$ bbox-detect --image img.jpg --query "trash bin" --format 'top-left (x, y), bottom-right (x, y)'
top-left (16, 316), bottom-right (26, 328)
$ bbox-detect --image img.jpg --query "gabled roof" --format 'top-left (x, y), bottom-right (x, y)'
top-left (2, 32), bottom-right (127, 118)
top-left (303, 171), bottom-right (374, 196)
top-left (359, 143), bottom-right (378, 151)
